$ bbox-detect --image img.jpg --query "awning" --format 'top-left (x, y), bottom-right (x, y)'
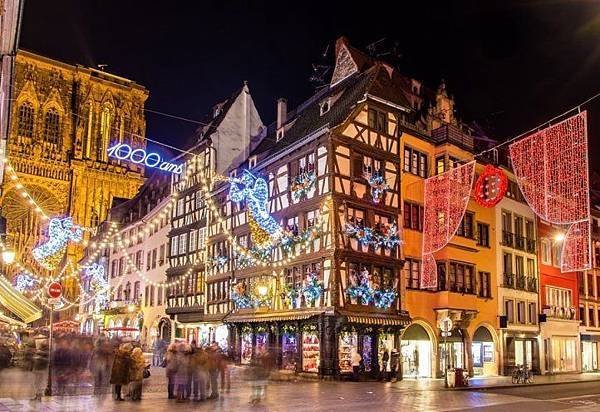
top-left (225, 309), bottom-right (324, 323)
top-left (0, 275), bottom-right (42, 324)
top-left (0, 312), bottom-right (27, 328)
top-left (341, 311), bottom-right (411, 326)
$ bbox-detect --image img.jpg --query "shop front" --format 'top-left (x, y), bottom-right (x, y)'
top-left (501, 331), bottom-right (540, 375)
top-left (472, 326), bottom-right (497, 376)
top-left (438, 329), bottom-right (464, 377)
top-left (581, 335), bottom-right (600, 372)
top-left (226, 310), bottom-right (409, 379)
top-left (401, 323), bottom-right (433, 378)
top-left (540, 318), bottom-right (580, 374)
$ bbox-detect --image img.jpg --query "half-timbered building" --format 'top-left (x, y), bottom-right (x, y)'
top-left (214, 37), bottom-right (412, 379)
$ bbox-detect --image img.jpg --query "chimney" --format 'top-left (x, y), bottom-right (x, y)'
top-left (277, 98), bottom-right (287, 129)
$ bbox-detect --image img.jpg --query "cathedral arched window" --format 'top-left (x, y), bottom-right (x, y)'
top-left (98, 105), bottom-right (112, 161)
top-left (43, 108), bottom-right (60, 145)
top-left (120, 112), bottom-right (131, 143)
top-left (90, 209), bottom-right (99, 227)
top-left (17, 102), bottom-right (34, 138)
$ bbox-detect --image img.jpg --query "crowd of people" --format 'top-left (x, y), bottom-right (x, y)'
top-left (163, 340), bottom-right (230, 402)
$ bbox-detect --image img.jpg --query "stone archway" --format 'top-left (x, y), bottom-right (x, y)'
top-left (401, 319), bottom-right (438, 378)
top-left (471, 323), bottom-right (500, 376)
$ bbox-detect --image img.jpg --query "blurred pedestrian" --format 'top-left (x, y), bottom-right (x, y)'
top-left (90, 338), bottom-right (112, 395)
top-left (352, 349), bottom-right (362, 382)
top-left (191, 345), bottom-right (208, 401)
top-left (130, 347), bottom-right (146, 401)
top-left (249, 347), bottom-right (274, 405)
top-left (174, 343), bottom-right (191, 402)
top-left (110, 342), bottom-right (132, 401)
top-left (390, 348), bottom-right (400, 383)
top-left (30, 340), bottom-right (48, 401)
top-left (219, 351), bottom-right (231, 393)
top-left (165, 343), bottom-right (177, 399)
top-left (381, 350), bottom-right (389, 381)
top-left (207, 342), bottom-right (221, 399)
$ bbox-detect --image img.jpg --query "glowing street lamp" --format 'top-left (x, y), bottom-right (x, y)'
top-left (554, 232), bottom-right (565, 242)
top-left (257, 285), bottom-right (268, 297)
top-left (1, 249), bottom-right (15, 265)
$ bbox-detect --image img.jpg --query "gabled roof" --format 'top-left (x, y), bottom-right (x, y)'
top-left (251, 62), bottom-right (413, 161)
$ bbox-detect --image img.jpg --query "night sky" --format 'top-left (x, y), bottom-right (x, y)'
top-left (19, 1), bottom-right (600, 167)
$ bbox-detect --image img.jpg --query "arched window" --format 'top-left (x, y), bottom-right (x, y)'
top-left (17, 102), bottom-right (34, 138)
top-left (120, 112), bottom-right (131, 143)
top-left (90, 209), bottom-right (99, 227)
top-left (43, 108), bottom-right (60, 145)
top-left (98, 105), bottom-right (112, 161)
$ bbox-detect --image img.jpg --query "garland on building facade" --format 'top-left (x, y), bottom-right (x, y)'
top-left (345, 220), bottom-right (401, 250)
top-left (290, 171), bottom-right (316, 201)
top-left (346, 267), bottom-right (397, 309)
top-left (364, 171), bottom-right (389, 204)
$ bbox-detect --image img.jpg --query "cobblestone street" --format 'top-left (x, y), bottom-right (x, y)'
top-left (1, 367), bottom-right (600, 411)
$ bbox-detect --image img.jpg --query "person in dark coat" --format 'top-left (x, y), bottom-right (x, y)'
top-left (110, 342), bottom-right (133, 401)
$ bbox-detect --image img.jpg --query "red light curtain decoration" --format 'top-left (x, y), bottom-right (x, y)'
top-left (420, 161), bottom-right (476, 289)
top-left (509, 111), bottom-right (591, 272)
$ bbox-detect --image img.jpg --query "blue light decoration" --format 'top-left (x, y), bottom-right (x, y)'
top-left (364, 171), bottom-right (390, 204)
top-left (346, 267), bottom-right (397, 308)
top-left (13, 272), bottom-right (37, 292)
top-left (231, 281), bottom-right (253, 309)
top-left (302, 272), bottom-right (323, 305)
top-left (281, 284), bottom-right (300, 309)
top-left (290, 171), bottom-right (316, 201)
top-left (229, 171), bottom-right (282, 248)
top-left (211, 255), bottom-right (228, 269)
top-left (345, 220), bottom-right (401, 250)
top-left (107, 143), bottom-right (183, 175)
top-left (373, 289), bottom-right (398, 309)
top-left (32, 217), bottom-right (83, 270)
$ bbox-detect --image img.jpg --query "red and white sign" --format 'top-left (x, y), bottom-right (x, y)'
top-left (48, 282), bottom-right (62, 299)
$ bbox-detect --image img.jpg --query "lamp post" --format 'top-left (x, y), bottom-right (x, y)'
top-left (439, 317), bottom-right (453, 388)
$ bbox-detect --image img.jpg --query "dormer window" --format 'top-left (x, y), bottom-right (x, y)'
top-left (320, 99), bottom-right (330, 116)
top-left (248, 156), bottom-right (257, 169)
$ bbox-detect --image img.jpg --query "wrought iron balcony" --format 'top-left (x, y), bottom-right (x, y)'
top-left (502, 231), bottom-right (514, 247)
top-left (514, 235), bottom-right (526, 251)
top-left (503, 273), bottom-right (515, 288)
top-left (515, 275), bottom-right (526, 290)
top-left (526, 277), bottom-right (538, 292)
top-left (525, 238), bottom-right (536, 253)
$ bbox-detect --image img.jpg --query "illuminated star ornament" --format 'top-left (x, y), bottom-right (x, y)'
top-left (32, 217), bottom-right (83, 270)
top-left (229, 171), bottom-right (282, 248)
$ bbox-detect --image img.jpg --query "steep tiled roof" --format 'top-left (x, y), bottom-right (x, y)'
top-left (251, 63), bottom-right (413, 161)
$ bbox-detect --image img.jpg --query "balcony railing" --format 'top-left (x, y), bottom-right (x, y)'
top-left (526, 277), bottom-right (538, 292)
top-left (543, 305), bottom-right (576, 320)
top-left (515, 275), bottom-right (526, 290)
top-left (514, 235), bottom-right (525, 251)
top-left (503, 273), bottom-right (515, 288)
top-left (526, 238), bottom-right (536, 253)
top-left (502, 231), bottom-right (514, 247)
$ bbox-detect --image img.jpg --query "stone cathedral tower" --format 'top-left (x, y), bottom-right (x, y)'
top-left (0, 50), bottom-right (147, 301)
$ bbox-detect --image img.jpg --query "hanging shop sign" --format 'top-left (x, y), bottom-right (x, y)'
top-left (474, 165), bottom-right (508, 208)
top-left (107, 143), bottom-right (183, 175)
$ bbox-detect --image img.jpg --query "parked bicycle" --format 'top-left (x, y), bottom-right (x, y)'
top-left (511, 364), bottom-right (534, 384)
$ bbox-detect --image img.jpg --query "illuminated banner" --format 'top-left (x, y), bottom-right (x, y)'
top-left (107, 143), bottom-right (182, 174)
